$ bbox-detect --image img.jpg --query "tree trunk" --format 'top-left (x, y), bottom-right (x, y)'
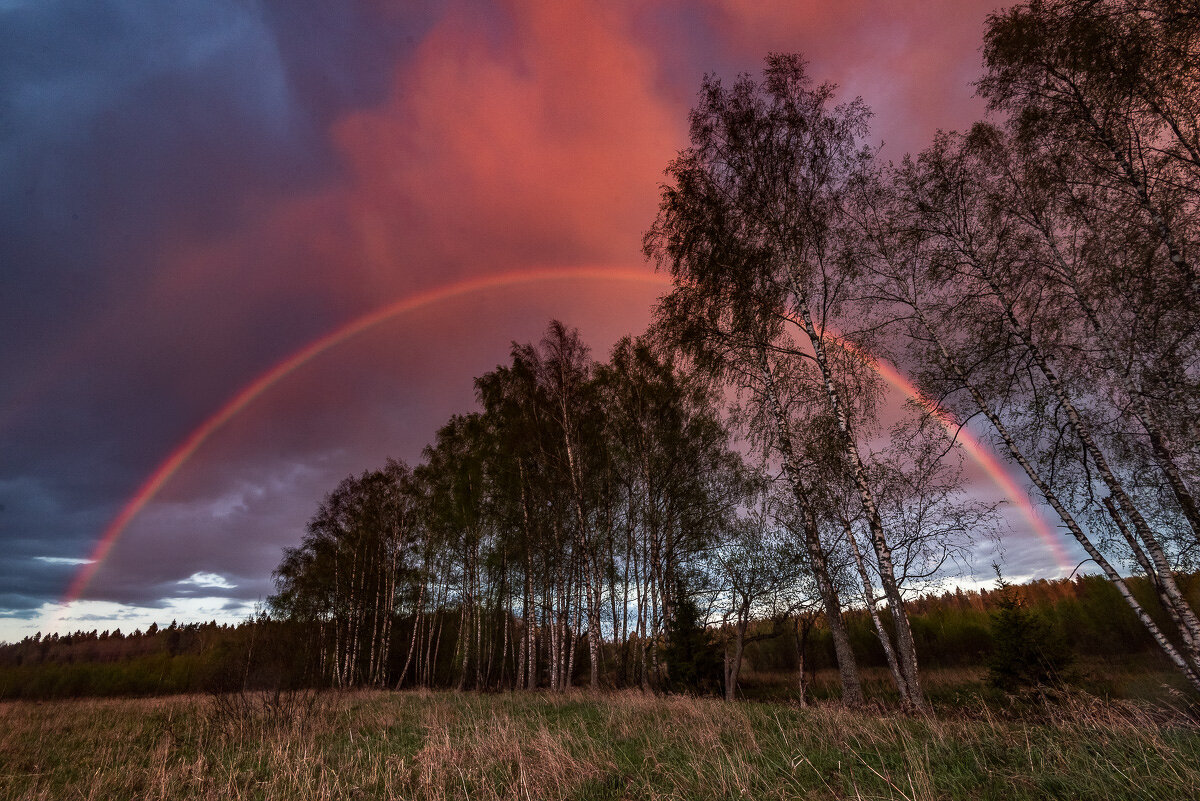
top-left (790, 289), bottom-right (924, 708)
top-left (844, 519), bottom-right (910, 705)
top-left (977, 270), bottom-right (1200, 657)
top-left (794, 614), bottom-right (814, 708)
top-left (756, 345), bottom-right (863, 704)
top-left (724, 605), bottom-right (749, 702)
top-left (1020, 204), bottom-right (1200, 544)
top-left (397, 581), bottom-right (425, 689)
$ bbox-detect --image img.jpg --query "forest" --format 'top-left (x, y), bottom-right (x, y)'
top-left (3, 571), bottom-right (1196, 701)
top-left (7, 0), bottom-right (1199, 711)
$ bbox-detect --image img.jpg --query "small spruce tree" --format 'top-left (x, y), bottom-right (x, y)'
top-left (663, 578), bottom-right (722, 694)
top-left (988, 567), bottom-right (1071, 691)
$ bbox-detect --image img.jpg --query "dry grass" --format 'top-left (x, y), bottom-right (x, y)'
top-left (0, 688), bottom-right (1197, 800)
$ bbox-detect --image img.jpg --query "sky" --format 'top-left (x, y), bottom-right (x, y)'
top-left (0, 0), bottom-right (1075, 642)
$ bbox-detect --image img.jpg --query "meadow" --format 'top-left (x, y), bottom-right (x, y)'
top-left (2, 677), bottom-right (1198, 801)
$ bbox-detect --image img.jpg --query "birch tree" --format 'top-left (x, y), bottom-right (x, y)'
top-left (646, 54), bottom-right (933, 705)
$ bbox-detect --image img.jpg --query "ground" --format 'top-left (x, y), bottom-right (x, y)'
top-left (2, 673), bottom-right (1198, 800)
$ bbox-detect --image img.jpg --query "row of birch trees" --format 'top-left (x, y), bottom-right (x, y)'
top-left (271, 325), bottom-right (760, 693)
top-left (269, 318), bottom-right (980, 702)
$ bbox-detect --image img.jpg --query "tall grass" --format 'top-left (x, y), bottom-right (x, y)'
top-left (1, 688), bottom-right (1196, 800)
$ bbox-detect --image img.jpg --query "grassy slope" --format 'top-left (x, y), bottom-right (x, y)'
top-left (2, 685), bottom-right (1198, 801)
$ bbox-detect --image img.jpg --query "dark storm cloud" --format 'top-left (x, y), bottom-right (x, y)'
top-left (0, 0), bottom-right (431, 622)
top-left (0, 474), bottom-right (108, 611)
top-left (0, 0), bottom-right (431, 382)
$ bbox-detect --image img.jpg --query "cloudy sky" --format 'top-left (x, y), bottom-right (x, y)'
top-left (0, 0), bottom-right (1075, 641)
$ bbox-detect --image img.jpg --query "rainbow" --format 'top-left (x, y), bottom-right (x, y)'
top-left (61, 267), bottom-right (666, 605)
top-left (62, 266), bottom-right (1071, 606)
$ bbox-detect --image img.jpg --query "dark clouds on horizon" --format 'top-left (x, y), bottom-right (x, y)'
top-left (2, 0), bottom-right (1061, 638)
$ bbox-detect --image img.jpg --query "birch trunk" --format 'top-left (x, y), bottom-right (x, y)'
top-left (1016, 202), bottom-right (1200, 544)
top-left (845, 518), bottom-right (910, 704)
top-left (723, 606), bottom-right (749, 702)
top-left (794, 614), bottom-right (814, 708)
top-left (977, 270), bottom-right (1200, 656)
top-left (789, 287), bottom-right (925, 708)
top-left (397, 582), bottom-right (424, 689)
top-left (756, 345), bottom-right (863, 704)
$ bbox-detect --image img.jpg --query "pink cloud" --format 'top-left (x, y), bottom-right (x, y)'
top-left (705, 0), bottom-right (996, 158)
top-left (330, 0), bottom-right (683, 289)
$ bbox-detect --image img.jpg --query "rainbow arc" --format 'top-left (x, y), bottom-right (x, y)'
top-left (62, 266), bottom-right (1070, 607)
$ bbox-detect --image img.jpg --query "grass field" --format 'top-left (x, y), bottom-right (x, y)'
top-left (1, 682), bottom-right (1198, 800)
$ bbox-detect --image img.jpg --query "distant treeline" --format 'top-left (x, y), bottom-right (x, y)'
top-left (2, 573), bottom-right (1195, 700)
top-left (746, 572), bottom-right (1200, 678)
top-left (0, 618), bottom-right (317, 700)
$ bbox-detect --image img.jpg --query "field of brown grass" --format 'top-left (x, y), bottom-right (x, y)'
top-left (1, 685), bottom-right (1197, 800)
